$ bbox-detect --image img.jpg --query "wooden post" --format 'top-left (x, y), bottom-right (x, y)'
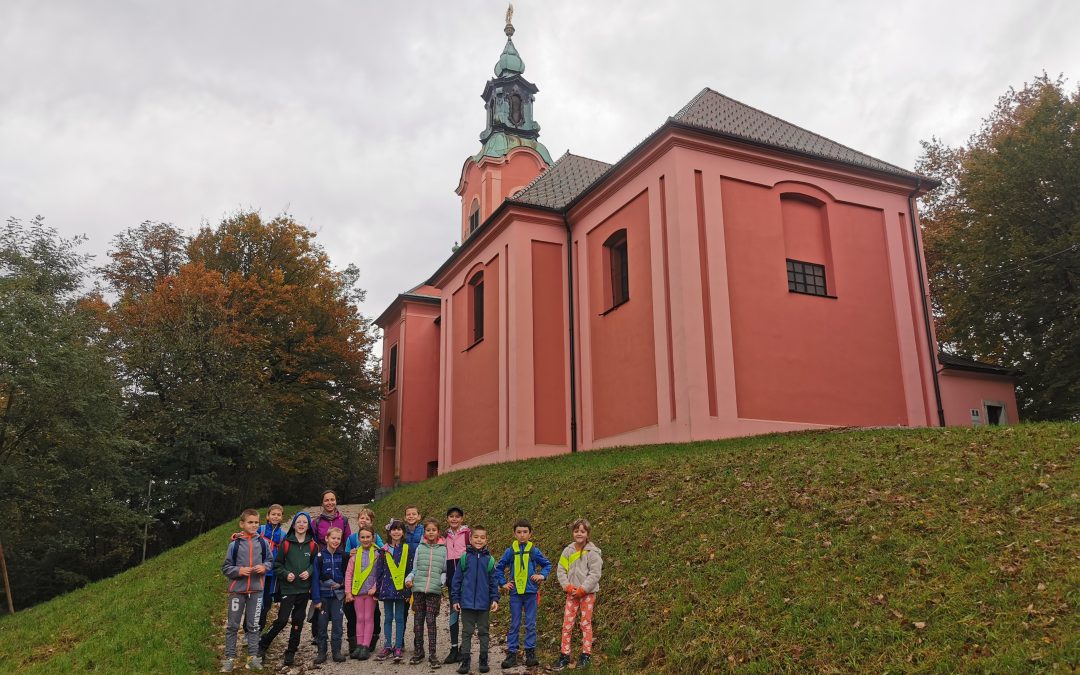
top-left (0, 534), bottom-right (14, 614)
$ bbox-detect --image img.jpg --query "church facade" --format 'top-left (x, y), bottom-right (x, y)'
top-left (374, 18), bottom-right (1018, 487)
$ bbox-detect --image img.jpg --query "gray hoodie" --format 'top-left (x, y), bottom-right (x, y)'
top-left (222, 532), bottom-right (272, 594)
top-left (555, 541), bottom-right (602, 594)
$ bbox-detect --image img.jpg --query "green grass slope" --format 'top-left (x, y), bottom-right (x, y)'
top-left (1, 424), bottom-right (1077, 673)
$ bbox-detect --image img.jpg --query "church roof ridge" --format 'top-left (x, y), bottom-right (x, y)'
top-left (669, 87), bottom-right (925, 181)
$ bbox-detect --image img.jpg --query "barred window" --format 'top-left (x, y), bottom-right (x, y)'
top-left (786, 259), bottom-right (828, 297)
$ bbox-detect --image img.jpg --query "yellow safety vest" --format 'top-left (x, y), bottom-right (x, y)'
top-left (558, 548), bottom-right (584, 572)
top-left (350, 546), bottom-right (377, 595)
top-left (512, 541), bottom-right (533, 594)
top-left (386, 544), bottom-right (410, 591)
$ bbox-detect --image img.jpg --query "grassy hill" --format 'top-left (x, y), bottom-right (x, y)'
top-left (1, 423), bottom-right (1077, 673)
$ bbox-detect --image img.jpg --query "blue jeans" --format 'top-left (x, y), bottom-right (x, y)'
top-left (382, 599), bottom-right (407, 649)
top-left (507, 593), bottom-right (538, 652)
top-left (317, 593), bottom-right (344, 652)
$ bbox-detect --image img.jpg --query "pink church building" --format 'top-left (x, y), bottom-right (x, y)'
top-left (374, 18), bottom-right (1018, 487)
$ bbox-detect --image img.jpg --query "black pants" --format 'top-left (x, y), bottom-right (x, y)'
top-left (344, 600), bottom-right (356, 647)
top-left (260, 593), bottom-right (309, 654)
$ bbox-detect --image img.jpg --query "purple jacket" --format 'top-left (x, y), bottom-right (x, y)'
top-left (313, 511), bottom-right (352, 547)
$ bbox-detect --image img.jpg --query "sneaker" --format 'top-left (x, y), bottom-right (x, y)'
top-left (525, 649), bottom-right (539, 667)
top-left (411, 651), bottom-right (426, 665)
top-left (394, 648), bottom-right (405, 662)
top-left (456, 656), bottom-right (470, 674)
top-left (443, 646), bottom-right (461, 664)
top-left (248, 655), bottom-right (263, 670)
top-left (577, 653), bottom-right (592, 668)
top-left (552, 653), bottom-right (571, 671)
top-left (375, 647), bottom-right (394, 661)
top-left (282, 651), bottom-right (295, 667)
top-left (429, 654), bottom-right (442, 669)
top-left (500, 652), bottom-right (517, 669)
top-left (221, 658), bottom-right (234, 673)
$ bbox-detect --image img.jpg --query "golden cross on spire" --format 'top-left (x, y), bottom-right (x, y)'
top-left (505, 3), bottom-right (515, 37)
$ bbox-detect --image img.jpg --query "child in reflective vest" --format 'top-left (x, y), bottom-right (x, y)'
top-left (344, 507), bottom-right (385, 657)
top-left (344, 525), bottom-right (380, 661)
top-left (374, 519), bottom-right (413, 663)
top-left (496, 518), bottom-right (551, 669)
top-left (553, 519), bottom-right (603, 671)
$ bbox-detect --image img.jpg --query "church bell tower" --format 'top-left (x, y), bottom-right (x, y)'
top-left (456, 5), bottom-right (552, 241)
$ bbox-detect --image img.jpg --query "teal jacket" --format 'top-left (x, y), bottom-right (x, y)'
top-left (406, 540), bottom-right (447, 594)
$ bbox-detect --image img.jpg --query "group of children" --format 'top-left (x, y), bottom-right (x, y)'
top-left (220, 490), bottom-right (603, 673)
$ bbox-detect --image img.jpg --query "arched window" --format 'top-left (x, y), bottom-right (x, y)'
top-left (469, 271), bottom-right (484, 343)
top-left (386, 343), bottom-right (398, 392)
top-left (603, 229), bottom-right (629, 310)
top-left (469, 200), bottom-right (480, 234)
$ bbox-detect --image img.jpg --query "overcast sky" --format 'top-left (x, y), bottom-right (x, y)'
top-left (2, 1), bottom-right (1078, 319)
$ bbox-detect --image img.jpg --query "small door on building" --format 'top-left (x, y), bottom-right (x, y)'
top-left (984, 403), bottom-right (1005, 426)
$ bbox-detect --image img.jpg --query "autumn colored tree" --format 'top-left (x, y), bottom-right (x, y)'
top-left (105, 212), bottom-right (380, 540)
top-left (0, 217), bottom-right (143, 609)
top-left (918, 75), bottom-right (1080, 420)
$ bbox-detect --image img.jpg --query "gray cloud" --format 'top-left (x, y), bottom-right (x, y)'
top-left (2, 0), bottom-right (1077, 318)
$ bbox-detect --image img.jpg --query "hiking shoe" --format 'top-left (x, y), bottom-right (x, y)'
top-left (248, 655), bottom-right (263, 670)
top-left (577, 653), bottom-right (592, 668)
top-left (314, 645), bottom-right (328, 665)
top-left (456, 656), bottom-right (470, 674)
top-left (332, 649), bottom-right (346, 662)
top-left (429, 653), bottom-right (442, 668)
top-left (500, 652), bottom-right (517, 669)
top-left (394, 648), bottom-right (405, 662)
top-left (443, 646), bottom-right (461, 664)
top-left (525, 649), bottom-right (539, 667)
top-left (478, 653), bottom-right (489, 673)
top-left (282, 651), bottom-right (295, 667)
top-left (552, 653), bottom-right (571, 671)
top-left (358, 646), bottom-right (371, 660)
top-left (411, 651), bottom-right (426, 665)
top-left (220, 658), bottom-right (234, 673)
top-left (375, 647), bottom-right (394, 661)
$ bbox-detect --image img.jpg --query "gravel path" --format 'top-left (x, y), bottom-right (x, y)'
top-left (253, 505), bottom-right (541, 675)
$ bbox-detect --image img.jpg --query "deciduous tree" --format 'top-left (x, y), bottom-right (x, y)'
top-left (918, 74), bottom-right (1080, 420)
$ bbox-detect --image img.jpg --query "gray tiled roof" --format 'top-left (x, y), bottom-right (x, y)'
top-left (510, 152), bottom-right (613, 210)
top-left (672, 88), bottom-right (922, 180)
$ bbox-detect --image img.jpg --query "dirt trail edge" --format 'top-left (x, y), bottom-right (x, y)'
top-left (254, 505), bottom-right (539, 675)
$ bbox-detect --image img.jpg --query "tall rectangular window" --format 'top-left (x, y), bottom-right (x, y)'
top-left (470, 272), bottom-right (484, 342)
top-left (387, 343), bottom-right (398, 391)
top-left (786, 259), bottom-right (828, 297)
top-left (469, 201), bottom-right (480, 234)
top-left (604, 229), bottom-right (629, 310)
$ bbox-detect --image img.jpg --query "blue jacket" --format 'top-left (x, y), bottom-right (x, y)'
top-left (452, 545), bottom-right (500, 611)
top-left (311, 545), bottom-right (347, 604)
top-left (404, 523), bottom-right (424, 548)
top-left (375, 543), bottom-right (414, 601)
top-left (496, 542), bottom-right (551, 595)
top-left (257, 522), bottom-right (286, 583)
top-left (344, 531), bottom-right (384, 554)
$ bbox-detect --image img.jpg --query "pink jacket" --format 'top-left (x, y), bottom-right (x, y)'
top-left (444, 525), bottom-right (471, 561)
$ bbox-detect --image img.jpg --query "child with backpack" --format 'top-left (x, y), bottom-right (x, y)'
top-left (451, 524), bottom-right (500, 674)
top-left (442, 506), bottom-right (471, 664)
top-left (220, 508), bottom-right (272, 673)
top-left (258, 512), bottom-right (317, 667)
top-left (312, 527), bottom-right (348, 664)
top-left (256, 504), bottom-right (286, 632)
top-left (405, 517), bottom-right (447, 667)
top-left (344, 506), bottom-right (384, 657)
top-left (553, 519), bottom-right (603, 670)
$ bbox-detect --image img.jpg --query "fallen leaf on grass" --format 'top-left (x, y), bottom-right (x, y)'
top-left (913, 621), bottom-right (927, 630)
